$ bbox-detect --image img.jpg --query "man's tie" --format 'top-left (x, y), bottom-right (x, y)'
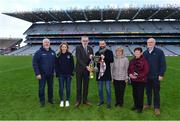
top-left (84, 46), bottom-right (88, 55)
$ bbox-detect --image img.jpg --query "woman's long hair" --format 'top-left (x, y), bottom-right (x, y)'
top-left (57, 42), bottom-right (69, 56)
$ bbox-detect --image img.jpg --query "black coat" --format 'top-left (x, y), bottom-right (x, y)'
top-left (55, 52), bottom-right (74, 76)
top-left (143, 47), bottom-right (166, 79)
top-left (95, 48), bottom-right (114, 81)
top-left (75, 45), bottom-right (93, 72)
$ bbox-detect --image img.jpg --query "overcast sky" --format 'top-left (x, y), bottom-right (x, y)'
top-left (0, 0), bottom-right (180, 42)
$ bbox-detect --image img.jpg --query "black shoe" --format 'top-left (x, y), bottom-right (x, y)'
top-left (97, 101), bottom-right (104, 106)
top-left (115, 103), bottom-right (119, 107)
top-left (40, 102), bottom-right (45, 107)
top-left (83, 101), bottom-right (92, 106)
top-left (48, 101), bottom-right (54, 104)
top-left (107, 103), bottom-right (111, 109)
top-left (119, 104), bottom-right (123, 107)
top-left (136, 109), bottom-right (143, 113)
top-left (131, 106), bottom-right (137, 111)
top-left (75, 102), bottom-right (80, 108)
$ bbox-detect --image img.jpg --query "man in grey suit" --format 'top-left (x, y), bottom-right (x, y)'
top-left (75, 36), bottom-right (94, 107)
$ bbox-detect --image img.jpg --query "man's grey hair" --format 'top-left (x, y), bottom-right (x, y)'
top-left (81, 36), bottom-right (89, 41)
top-left (147, 38), bottom-right (156, 43)
top-left (43, 38), bottom-right (50, 43)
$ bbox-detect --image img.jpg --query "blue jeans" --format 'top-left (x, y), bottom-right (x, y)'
top-left (58, 74), bottom-right (71, 101)
top-left (39, 74), bottom-right (53, 104)
top-left (98, 80), bottom-right (111, 103)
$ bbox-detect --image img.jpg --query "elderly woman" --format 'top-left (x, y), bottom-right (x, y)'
top-left (111, 47), bottom-right (129, 107)
top-left (128, 47), bottom-right (149, 113)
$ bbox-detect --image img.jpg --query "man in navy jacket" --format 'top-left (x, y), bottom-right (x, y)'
top-left (143, 38), bottom-right (166, 115)
top-left (32, 38), bottom-right (56, 107)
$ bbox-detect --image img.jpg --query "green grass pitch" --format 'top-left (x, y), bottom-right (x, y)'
top-left (0, 56), bottom-right (180, 120)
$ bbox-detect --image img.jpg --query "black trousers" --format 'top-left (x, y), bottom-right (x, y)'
top-left (113, 80), bottom-right (126, 105)
top-left (76, 70), bottom-right (89, 103)
top-left (132, 81), bottom-right (146, 110)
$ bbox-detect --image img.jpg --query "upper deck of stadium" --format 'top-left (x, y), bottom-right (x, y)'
top-left (3, 6), bottom-right (180, 23)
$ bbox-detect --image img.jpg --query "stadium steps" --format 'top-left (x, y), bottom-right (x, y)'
top-left (127, 46), bottom-right (134, 56)
top-left (157, 46), bottom-right (176, 56)
top-left (71, 48), bottom-right (76, 55)
top-left (8, 45), bottom-right (31, 55)
top-left (163, 46), bottom-right (180, 56)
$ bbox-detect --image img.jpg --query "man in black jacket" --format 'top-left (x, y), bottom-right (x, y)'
top-left (95, 41), bottom-right (114, 109)
top-left (143, 38), bottom-right (166, 115)
top-left (75, 36), bottom-right (93, 107)
top-left (32, 38), bottom-right (56, 107)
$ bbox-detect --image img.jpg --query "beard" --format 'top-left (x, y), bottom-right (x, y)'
top-left (100, 46), bottom-right (105, 49)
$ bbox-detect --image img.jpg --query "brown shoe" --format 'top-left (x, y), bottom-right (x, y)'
top-left (83, 101), bottom-right (92, 106)
top-left (75, 102), bottom-right (80, 107)
top-left (154, 109), bottom-right (160, 115)
top-left (143, 104), bottom-right (151, 110)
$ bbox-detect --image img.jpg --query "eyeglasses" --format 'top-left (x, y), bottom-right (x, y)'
top-left (82, 40), bottom-right (89, 42)
top-left (147, 42), bottom-right (154, 43)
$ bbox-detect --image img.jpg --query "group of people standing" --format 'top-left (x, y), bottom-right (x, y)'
top-left (32, 36), bottom-right (166, 116)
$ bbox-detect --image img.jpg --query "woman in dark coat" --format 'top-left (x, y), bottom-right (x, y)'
top-left (128, 47), bottom-right (149, 113)
top-left (56, 42), bottom-right (74, 107)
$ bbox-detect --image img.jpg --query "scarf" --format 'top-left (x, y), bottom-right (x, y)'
top-left (98, 47), bottom-right (107, 54)
top-left (98, 47), bottom-right (107, 79)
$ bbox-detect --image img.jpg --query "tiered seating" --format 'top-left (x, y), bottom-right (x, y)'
top-left (25, 21), bottom-right (180, 35)
top-left (7, 44), bottom-right (180, 56)
top-left (0, 39), bottom-right (20, 49)
top-left (8, 46), bottom-right (30, 55)
top-left (164, 45), bottom-right (180, 56)
top-left (12, 45), bottom-right (40, 55)
top-left (156, 46), bottom-right (175, 56)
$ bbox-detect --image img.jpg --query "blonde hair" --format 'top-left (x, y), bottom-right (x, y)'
top-left (58, 42), bottom-right (69, 54)
top-left (115, 47), bottom-right (124, 55)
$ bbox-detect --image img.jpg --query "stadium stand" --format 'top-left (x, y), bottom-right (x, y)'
top-left (2, 6), bottom-right (180, 56)
top-left (0, 38), bottom-right (22, 54)
top-left (156, 45), bottom-right (176, 56)
top-left (22, 21), bottom-right (180, 35)
top-left (164, 45), bottom-right (180, 56)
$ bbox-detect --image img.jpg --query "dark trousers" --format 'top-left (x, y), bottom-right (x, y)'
top-left (132, 81), bottom-right (145, 110)
top-left (58, 74), bottom-right (71, 101)
top-left (146, 79), bottom-right (160, 109)
top-left (39, 74), bottom-right (53, 104)
top-left (113, 80), bottom-right (126, 105)
top-left (76, 70), bottom-right (89, 103)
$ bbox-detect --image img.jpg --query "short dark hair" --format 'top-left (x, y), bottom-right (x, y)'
top-left (134, 47), bottom-right (143, 53)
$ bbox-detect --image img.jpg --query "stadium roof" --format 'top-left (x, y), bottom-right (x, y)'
top-left (2, 7), bottom-right (180, 23)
